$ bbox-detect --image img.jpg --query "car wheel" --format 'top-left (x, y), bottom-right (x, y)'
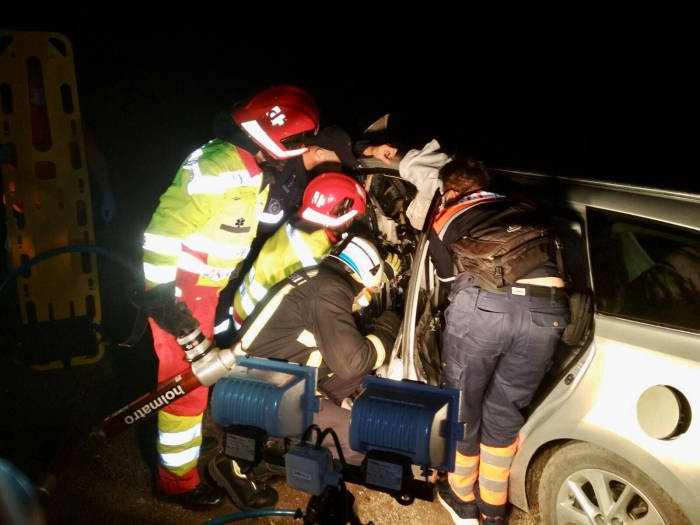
top-left (538, 442), bottom-right (691, 525)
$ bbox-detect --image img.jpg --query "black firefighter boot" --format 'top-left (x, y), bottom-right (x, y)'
top-left (249, 460), bottom-right (286, 482)
top-left (200, 435), bottom-right (219, 453)
top-left (208, 453), bottom-right (278, 511)
top-left (154, 483), bottom-right (226, 510)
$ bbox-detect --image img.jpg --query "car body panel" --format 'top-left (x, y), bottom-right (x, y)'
top-left (489, 168), bottom-right (700, 231)
top-left (396, 168), bottom-right (700, 520)
top-left (682, 494), bottom-right (700, 523)
top-left (509, 315), bottom-right (700, 512)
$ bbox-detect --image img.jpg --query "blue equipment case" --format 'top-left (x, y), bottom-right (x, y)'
top-left (349, 377), bottom-right (463, 472)
top-left (211, 356), bottom-right (320, 438)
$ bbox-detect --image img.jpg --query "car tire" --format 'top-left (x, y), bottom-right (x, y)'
top-left (538, 441), bottom-right (691, 525)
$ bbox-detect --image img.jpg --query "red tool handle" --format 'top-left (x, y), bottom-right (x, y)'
top-left (96, 370), bottom-right (203, 437)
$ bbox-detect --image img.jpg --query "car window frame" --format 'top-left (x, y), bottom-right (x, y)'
top-left (586, 207), bottom-right (700, 335)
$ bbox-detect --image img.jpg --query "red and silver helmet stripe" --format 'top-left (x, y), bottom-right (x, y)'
top-left (240, 120), bottom-right (308, 158)
top-left (300, 207), bottom-right (359, 228)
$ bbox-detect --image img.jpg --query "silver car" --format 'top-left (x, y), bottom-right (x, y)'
top-left (364, 157), bottom-right (700, 525)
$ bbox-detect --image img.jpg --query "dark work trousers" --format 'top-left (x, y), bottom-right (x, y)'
top-left (313, 375), bottom-right (364, 465)
top-left (442, 285), bottom-right (569, 518)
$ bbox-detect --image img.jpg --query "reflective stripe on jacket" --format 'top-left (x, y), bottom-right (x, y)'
top-left (242, 262), bottom-right (399, 380)
top-left (143, 139), bottom-right (268, 288)
top-left (232, 217), bottom-right (332, 326)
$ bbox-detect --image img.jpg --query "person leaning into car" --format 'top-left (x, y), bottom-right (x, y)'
top-left (429, 158), bottom-right (570, 525)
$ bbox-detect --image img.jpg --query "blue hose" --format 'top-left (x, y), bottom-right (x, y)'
top-left (0, 245), bottom-right (139, 297)
top-left (203, 509), bottom-right (304, 524)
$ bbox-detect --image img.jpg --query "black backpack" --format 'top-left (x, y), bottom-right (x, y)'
top-left (451, 200), bottom-right (554, 289)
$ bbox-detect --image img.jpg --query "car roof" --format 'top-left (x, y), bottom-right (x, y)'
top-left (490, 167), bottom-right (700, 232)
top-left (356, 153), bottom-right (700, 232)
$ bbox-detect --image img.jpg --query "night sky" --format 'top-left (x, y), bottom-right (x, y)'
top-left (7, 7), bottom-right (699, 179)
top-left (3, 7), bottom-right (699, 260)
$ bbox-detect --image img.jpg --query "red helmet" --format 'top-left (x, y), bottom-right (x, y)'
top-left (231, 86), bottom-right (320, 160)
top-left (299, 173), bottom-right (367, 228)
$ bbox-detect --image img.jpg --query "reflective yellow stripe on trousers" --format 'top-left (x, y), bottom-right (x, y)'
top-left (157, 412), bottom-right (204, 477)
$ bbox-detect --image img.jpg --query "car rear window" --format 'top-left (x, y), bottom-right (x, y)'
top-left (588, 209), bottom-right (700, 332)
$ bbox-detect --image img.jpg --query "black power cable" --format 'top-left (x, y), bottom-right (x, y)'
top-left (313, 427), bottom-right (363, 484)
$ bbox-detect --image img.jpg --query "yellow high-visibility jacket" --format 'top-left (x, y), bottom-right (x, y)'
top-left (232, 216), bottom-right (332, 327)
top-left (143, 139), bottom-right (268, 289)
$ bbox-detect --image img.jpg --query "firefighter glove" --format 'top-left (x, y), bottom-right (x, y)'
top-left (383, 253), bottom-right (402, 281)
top-left (374, 310), bottom-right (401, 338)
top-left (126, 282), bottom-right (200, 337)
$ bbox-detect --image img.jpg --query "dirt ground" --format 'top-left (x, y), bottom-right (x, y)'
top-left (46, 411), bottom-right (537, 525)
top-left (1, 336), bottom-right (537, 525)
top-left (0, 245), bottom-right (536, 525)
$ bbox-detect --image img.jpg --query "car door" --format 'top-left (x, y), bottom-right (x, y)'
top-left (541, 207), bottom-right (700, 518)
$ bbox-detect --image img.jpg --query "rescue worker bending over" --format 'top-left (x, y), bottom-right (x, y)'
top-left (208, 236), bottom-right (400, 507)
top-left (429, 158), bottom-right (569, 525)
top-left (232, 172), bottom-right (366, 329)
top-left (141, 86), bottom-right (319, 510)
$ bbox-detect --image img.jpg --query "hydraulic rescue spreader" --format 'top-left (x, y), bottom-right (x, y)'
top-left (96, 327), bottom-right (236, 437)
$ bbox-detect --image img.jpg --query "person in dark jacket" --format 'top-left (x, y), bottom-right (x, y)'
top-left (430, 158), bottom-right (569, 525)
top-left (246, 235), bottom-right (398, 394)
top-left (246, 234), bottom-right (398, 444)
top-left (207, 236), bottom-right (400, 507)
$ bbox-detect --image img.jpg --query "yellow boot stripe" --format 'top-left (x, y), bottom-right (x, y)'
top-left (480, 448), bottom-right (515, 468)
top-left (480, 441), bottom-right (517, 457)
top-left (455, 452), bottom-right (479, 467)
top-left (479, 485), bottom-right (508, 506)
top-left (479, 474), bottom-right (509, 494)
top-left (453, 462), bottom-right (478, 477)
top-left (480, 463), bottom-right (510, 481)
top-left (158, 411), bottom-right (203, 433)
top-left (448, 473), bottom-right (477, 502)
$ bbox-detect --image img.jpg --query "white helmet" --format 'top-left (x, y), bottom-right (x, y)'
top-left (327, 236), bottom-right (383, 289)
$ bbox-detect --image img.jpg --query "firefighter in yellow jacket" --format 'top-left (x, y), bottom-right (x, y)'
top-left (142, 86), bottom-right (320, 509)
top-left (232, 172), bottom-right (367, 329)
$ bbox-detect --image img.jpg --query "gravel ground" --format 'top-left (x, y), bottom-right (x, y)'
top-left (44, 412), bottom-right (537, 525)
top-left (1, 293), bottom-right (537, 525)
top-left (1, 345), bottom-right (538, 525)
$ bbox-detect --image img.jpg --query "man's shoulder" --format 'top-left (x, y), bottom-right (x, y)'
top-left (199, 139), bottom-right (242, 162)
top-left (313, 268), bottom-right (354, 300)
top-left (189, 140), bottom-right (262, 182)
top-left (436, 192), bottom-right (510, 236)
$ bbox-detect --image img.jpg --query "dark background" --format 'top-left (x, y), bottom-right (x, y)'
top-left (41, 9), bottom-right (700, 257)
top-left (0, 6), bottom-right (698, 522)
top-left (1, 9), bottom-right (697, 391)
top-left (3, 0), bottom-right (699, 418)
top-left (6, 7), bottom-right (700, 237)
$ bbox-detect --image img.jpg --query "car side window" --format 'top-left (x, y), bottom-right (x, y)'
top-left (588, 209), bottom-right (700, 332)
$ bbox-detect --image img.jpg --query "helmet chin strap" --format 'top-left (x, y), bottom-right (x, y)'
top-left (259, 149), bottom-right (285, 171)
